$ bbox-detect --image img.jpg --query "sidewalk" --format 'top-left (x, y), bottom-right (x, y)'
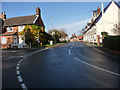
top-left (84, 42), bottom-right (120, 58)
top-left (1, 43), bottom-right (66, 58)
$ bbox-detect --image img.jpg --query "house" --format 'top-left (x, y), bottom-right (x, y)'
top-left (78, 36), bottom-right (83, 41)
top-left (59, 31), bottom-right (68, 42)
top-left (83, 1), bottom-right (120, 45)
top-left (70, 33), bottom-right (79, 42)
top-left (0, 7), bottom-right (45, 49)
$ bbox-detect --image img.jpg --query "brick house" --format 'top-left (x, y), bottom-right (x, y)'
top-left (0, 7), bottom-right (45, 49)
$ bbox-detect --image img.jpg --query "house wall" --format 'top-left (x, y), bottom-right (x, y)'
top-left (84, 2), bottom-right (120, 45)
top-left (6, 26), bottom-right (18, 32)
top-left (96, 2), bottom-right (120, 36)
top-left (83, 26), bottom-right (97, 43)
top-left (0, 36), bottom-right (13, 48)
top-left (35, 17), bottom-right (45, 30)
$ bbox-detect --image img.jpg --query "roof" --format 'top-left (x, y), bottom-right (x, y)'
top-left (4, 15), bottom-right (37, 26)
top-left (0, 18), bottom-right (3, 27)
top-left (72, 33), bottom-right (77, 38)
top-left (78, 36), bottom-right (83, 39)
top-left (1, 32), bottom-right (17, 36)
top-left (84, 1), bottom-right (120, 34)
top-left (87, 23), bottom-right (91, 26)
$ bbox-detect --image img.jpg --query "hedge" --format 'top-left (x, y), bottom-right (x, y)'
top-left (103, 36), bottom-right (120, 51)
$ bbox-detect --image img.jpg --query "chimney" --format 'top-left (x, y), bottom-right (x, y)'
top-left (0, 11), bottom-right (6, 20)
top-left (72, 34), bottom-right (73, 37)
top-left (97, 6), bottom-right (100, 15)
top-left (36, 7), bottom-right (41, 16)
top-left (91, 18), bottom-right (94, 23)
top-left (101, 3), bottom-right (104, 16)
top-left (85, 26), bottom-right (87, 29)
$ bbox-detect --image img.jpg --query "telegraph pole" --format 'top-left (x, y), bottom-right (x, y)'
top-left (52, 16), bottom-right (53, 31)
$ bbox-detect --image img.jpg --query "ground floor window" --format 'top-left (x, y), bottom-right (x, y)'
top-left (1, 37), bottom-right (7, 44)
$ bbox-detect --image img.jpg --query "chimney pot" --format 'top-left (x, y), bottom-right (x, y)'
top-left (97, 6), bottom-right (100, 15)
top-left (36, 7), bottom-right (41, 16)
top-left (0, 11), bottom-right (6, 20)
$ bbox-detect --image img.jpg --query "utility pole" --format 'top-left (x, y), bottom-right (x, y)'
top-left (52, 16), bottom-right (53, 31)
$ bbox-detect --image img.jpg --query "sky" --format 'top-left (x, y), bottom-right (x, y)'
top-left (2, 2), bottom-right (109, 38)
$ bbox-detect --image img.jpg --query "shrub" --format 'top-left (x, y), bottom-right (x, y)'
top-left (101, 31), bottom-right (108, 37)
top-left (103, 36), bottom-right (120, 51)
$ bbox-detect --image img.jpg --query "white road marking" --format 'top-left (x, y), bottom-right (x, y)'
top-left (16, 48), bottom-right (49, 90)
top-left (17, 76), bottom-right (23, 82)
top-left (69, 44), bottom-right (74, 55)
top-left (74, 57), bottom-right (120, 77)
top-left (11, 50), bottom-right (17, 52)
top-left (21, 83), bottom-right (27, 90)
top-left (16, 70), bottom-right (20, 75)
top-left (16, 66), bottom-right (19, 70)
top-left (17, 64), bottom-right (20, 67)
top-left (69, 49), bottom-right (71, 55)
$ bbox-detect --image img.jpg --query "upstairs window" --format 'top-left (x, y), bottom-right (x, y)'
top-left (7, 27), bottom-right (13, 32)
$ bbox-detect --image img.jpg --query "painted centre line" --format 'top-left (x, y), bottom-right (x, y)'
top-left (68, 43), bottom-right (120, 77)
top-left (69, 44), bottom-right (74, 55)
top-left (74, 57), bottom-right (120, 77)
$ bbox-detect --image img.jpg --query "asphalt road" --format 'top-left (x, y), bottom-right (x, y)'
top-left (2, 42), bottom-right (120, 89)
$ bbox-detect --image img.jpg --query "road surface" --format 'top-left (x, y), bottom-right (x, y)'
top-left (2, 42), bottom-right (120, 89)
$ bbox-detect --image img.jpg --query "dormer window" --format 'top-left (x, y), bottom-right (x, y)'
top-left (7, 27), bottom-right (13, 32)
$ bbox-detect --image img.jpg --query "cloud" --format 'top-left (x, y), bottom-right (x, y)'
top-left (55, 18), bottom-right (91, 38)
top-left (56, 18), bottom-right (91, 29)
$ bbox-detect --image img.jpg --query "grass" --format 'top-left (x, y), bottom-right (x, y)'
top-left (45, 42), bottom-right (65, 47)
top-left (32, 42), bottom-right (66, 49)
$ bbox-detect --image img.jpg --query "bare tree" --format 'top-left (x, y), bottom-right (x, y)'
top-left (59, 29), bottom-right (68, 38)
top-left (112, 23), bottom-right (120, 35)
top-left (79, 28), bottom-right (85, 36)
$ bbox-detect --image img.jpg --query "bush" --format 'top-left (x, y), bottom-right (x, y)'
top-left (103, 36), bottom-right (120, 51)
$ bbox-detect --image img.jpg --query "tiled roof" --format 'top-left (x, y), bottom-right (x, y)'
top-left (4, 15), bottom-right (37, 26)
top-left (1, 32), bottom-right (17, 36)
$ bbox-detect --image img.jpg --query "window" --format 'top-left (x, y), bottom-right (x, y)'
top-left (7, 27), bottom-right (13, 32)
top-left (18, 25), bottom-right (25, 32)
top-left (1, 37), bottom-right (7, 44)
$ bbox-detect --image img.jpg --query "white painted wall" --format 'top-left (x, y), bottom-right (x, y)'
top-left (83, 1), bottom-right (120, 44)
top-left (18, 25), bottom-right (25, 32)
top-left (96, 2), bottom-right (120, 36)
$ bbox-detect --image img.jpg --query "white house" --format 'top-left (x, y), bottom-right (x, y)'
top-left (83, 1), bottom-right (120, 45)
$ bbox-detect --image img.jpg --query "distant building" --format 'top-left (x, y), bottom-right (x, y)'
top-left (0, 7), bottom-right (45, 49)
top-left (83, 1), bottom-right (120, 45)
top-left (70, 33), bottom-right (79, 42)
top-left (78, 36), bottom-right (83, 41)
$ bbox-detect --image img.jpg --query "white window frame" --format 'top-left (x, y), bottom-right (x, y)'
top-left (18, 25), bottom-right (25, 32)
top-left (7, 27), bottom-right (13, 32)
top-left (1, 37), bottom-right (7, 44)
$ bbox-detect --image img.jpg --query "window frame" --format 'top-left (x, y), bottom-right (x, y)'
top-left (1, 37), bottom-right (7, 44)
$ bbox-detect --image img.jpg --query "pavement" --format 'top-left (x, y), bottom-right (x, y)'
top-left (2, 42), bottom-right (120, 89)
top-left (84, 42), bottom-right (120, 58)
